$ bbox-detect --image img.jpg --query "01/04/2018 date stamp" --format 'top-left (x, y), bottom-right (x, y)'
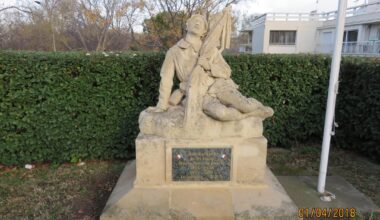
top-left (298, 207), bottom-right (357, 219)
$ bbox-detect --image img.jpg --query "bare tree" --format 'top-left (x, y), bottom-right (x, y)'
top-left (34, 0), bottom-right (60, 51)
top-left (73, 0), bottom-right (144, 51)
top-left (142, 0), bottom-right (242, 50)
top-left (0, 0), bottom-right (145, 51)
top-left (0, 0), bottom-right (245, 51)
top-left (0, 6), bottom-right (32, 14)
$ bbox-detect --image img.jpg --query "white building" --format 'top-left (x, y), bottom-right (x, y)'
top-left (240, 0), bottom-right (380, 56)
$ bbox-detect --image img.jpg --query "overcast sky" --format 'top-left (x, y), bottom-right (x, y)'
top-left (1, 0), bottom-right (367, 14)
top-left (0, 0), bottom-right (368, 32)
top-left (233, 0), bottom-right (366, 15)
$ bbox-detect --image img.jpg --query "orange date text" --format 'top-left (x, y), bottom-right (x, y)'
top-left (298, 207), bottom-right (357, 219)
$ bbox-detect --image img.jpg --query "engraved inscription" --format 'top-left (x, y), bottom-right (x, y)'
top-left (172, 148), bottom-right (231, 181)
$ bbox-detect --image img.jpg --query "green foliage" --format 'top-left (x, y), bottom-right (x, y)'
top-left (0, 51), bottom-right (164, 165)
top-left (0, 51), bottom-right (379, 165)
top-left (336, 57), bottom-right (380, 161)
top-left (225, 54), bottom-right (330, 147)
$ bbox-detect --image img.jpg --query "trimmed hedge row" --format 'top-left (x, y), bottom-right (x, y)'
top-left (0, 52), bottom-right (163, 165)
top-left (336, 57), bottom-right (380, 161)
top-left (225, 54), bottom-right (330, 147)
top-left (0, 51), bottom-right (379, 165)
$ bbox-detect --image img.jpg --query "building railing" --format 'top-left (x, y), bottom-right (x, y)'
top-left (239, 44), bottom-right (252, 53)
top-left (265, 13), bottom-right (323, 22)
top-left (342, 41), bottom-right (380, 55)
top-left (251, 14), bottom-right (267, 27)
top-left (251, 1), bottom-right (380, 26)
top-left (316, 41), bottom-right (380, 56)
top-left (321, 1), bottom-right (380, 21)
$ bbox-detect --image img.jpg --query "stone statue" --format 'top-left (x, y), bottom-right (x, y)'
top-left (101, 8), bottom-right (298, 220)
top-left (139, 7), bottom-right (274, 139)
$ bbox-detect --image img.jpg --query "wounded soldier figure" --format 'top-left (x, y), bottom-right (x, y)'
top-left (148, 13), bottom-right (273, 122)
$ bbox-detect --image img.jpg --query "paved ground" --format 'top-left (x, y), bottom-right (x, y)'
top-left (278, 176), bottom-right (379, 218)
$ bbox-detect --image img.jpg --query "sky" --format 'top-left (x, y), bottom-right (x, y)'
top-left (0, 0), bottom-right (369, 32)
top-left (1, 0), bottom-right (368, 14)
top-left (233, 0), bottom-right (366, 15)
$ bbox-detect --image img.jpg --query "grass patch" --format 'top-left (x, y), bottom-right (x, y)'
top-left (0, 146), bottom-right (379, 219)
top-left (0, 161), bottom-right (125, 219)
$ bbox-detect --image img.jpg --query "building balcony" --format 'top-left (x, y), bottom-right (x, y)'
top-left (342, 41), bottom-right (380, 55)
top-left (251, 1), bottom-right (380, 28)
top-left (239, 44), bottom-right (252, 53)
top-left (316, 41), bottom-right (380, 56)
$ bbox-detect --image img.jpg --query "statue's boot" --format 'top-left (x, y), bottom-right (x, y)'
top-left (202, 95), bottom-right (272, 121)
top-left (216, 90), bottom-right (264, 113)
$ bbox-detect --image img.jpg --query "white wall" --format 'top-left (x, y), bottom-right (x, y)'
top-left (262, 20), bottom-right (322, 54)
top-left (251, 25), bottom-right (265, 53)
top-left (369, 0), bottom-right (380, 4)
top-left (368, 23), bottom-right (380, 40)
top-left (316, 28), bottom-right (335, 53)
top-left (247, 1), bottom-right (380, 55)
top-left (267, 45), bottom-right (297, 53)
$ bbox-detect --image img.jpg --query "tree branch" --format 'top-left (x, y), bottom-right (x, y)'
top-left (0, 6), bottom-right (32, 14)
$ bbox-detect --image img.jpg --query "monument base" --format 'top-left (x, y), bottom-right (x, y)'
top-left (100, 161), bottom-right (298, 220)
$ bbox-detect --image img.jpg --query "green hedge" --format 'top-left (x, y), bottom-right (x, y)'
top-left (336, 57), bottom-right (380, 161)
top-left (225, 54), bottom-right (329, 147)
top-left (0, 51), bottom-right (379, 165)
top-left (0, 52), bottom-right (163, 165)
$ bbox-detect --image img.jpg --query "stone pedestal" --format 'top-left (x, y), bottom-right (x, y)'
top-left (100, 135), bottom-right (298, 220)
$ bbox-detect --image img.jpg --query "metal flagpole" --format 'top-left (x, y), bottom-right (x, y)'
top-left (317, 0), bottom-right (348, 200)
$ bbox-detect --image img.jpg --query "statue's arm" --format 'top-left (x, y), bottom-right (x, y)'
top-left (156, 49), bottom-right (175, 111)
top-left (209, 50), bottom-right (231, 79)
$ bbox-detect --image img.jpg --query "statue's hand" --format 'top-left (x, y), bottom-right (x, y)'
top-left (146, 106), bottom-right (166, 113)
top-left (197, 57), bottom-right (211, 71)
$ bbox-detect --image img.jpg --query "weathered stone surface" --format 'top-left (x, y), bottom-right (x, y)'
top-left (100, 162), bottom-right (299, 220)
top-left (138, 7), bottom-right (273, 139)
top-left (172, 147), bottom-right (231, 181)
top-left (232, 170), bottom-right (299, 219)
top-left (101, 135), bottom-right (297, 219)
top-left (170, 188), bottom-right (235, 220)
top-left (133, 135), bottom-right (268, 186)
top-left (139, 106), bottom-right (264, 139)
top-left (234, 137), bottom-right (267, 184)
top-left (135, 136), bottom-right (166, 186)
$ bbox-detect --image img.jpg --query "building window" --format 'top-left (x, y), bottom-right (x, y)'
top-left (343, 30), bottom-right (358, 42)
top-left (269, 30), bottom-right (296, 45)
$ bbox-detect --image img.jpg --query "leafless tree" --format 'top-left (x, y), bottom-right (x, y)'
top-left (142, 0), bottom-right (242, 50)
top-left (0, 0), bottom-right (245, 51)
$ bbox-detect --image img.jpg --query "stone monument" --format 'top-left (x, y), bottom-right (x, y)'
top-left (101, 7), bottom-right (298, 220)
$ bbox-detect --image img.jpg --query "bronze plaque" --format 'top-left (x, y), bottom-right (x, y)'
top-left (172, 148), bottom-right (231, 181)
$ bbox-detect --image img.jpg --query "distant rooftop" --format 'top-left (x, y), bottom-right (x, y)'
top-left (249, 1), bottom-right (380, 28)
